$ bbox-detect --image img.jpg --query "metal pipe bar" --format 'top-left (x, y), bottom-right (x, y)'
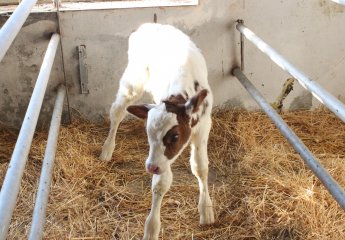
top-left (0, 33), bottom-right (60, 239)
top-left (0, 0), bottom-right (39, 62)
top-left (236, 23), bottom-right (345, 123)
top-left (232, 67), bottom-right (345, 210)
top-left (331, 0), bottom-right (345, 6)
top-left (29, 85), bottom-right (66, 240)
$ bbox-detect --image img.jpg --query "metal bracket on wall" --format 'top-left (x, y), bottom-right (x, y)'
top-left (78, 45), bottom-right (89, 94)
top-left (236, 19), bottom-right (245, 71)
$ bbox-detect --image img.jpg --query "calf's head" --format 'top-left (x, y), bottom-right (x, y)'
top-left (127, 90), bottom-right (208, 174)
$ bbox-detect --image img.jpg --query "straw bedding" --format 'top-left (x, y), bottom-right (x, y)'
top-left (1, 108), bottom-right (345, 239)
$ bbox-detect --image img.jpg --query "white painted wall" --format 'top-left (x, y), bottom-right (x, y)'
top-left (1, 0), bottom-right (345, 127)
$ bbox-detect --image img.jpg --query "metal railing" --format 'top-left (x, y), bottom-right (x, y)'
top-left (29, 85), bottom-right (66, 240)
top-left (232, 68), bottom-right (345, 210)
top-left (331, 0), bottom-right (345, 6)
top-left (0, 2), bottom-right (66, 239)
top-left (234, 22), bottom-right (345, 210)
top-left (0, 0), bottom-right (39, 62)
top-left (236, 23), bottom-right (345, 123)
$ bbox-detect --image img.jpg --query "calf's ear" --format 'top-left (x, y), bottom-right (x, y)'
top-left (127, 104), bottom-right (154, 119)
top-left (185, 89), bottom-right (208, 113)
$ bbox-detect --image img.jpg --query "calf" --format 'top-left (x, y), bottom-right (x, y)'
top-left (100, 23), bottom-right (215, 239)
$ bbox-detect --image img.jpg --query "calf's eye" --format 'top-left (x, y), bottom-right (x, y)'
top-left (170, 134), bottom-right (179, 143)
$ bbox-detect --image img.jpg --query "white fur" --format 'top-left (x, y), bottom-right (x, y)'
top-left (100, 23), bottom-right (214, 239)
top-left (146, 105), bottom-right (178, 174)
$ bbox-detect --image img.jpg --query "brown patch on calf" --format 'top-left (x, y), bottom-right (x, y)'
top-left (164, 94), bottom-right (187, 105)
top-left (162, 90), bottom-right (208, 159)
top-left (127, 104), bottom-right (152, 119)
top-left (194, 81), bottom-right (200, 91)
top-left (187, 89), bottom-right (208, 113)
top-left (163, 124), bottom-right (191, 159)
top-left (163, 96), bottom-right (191, 159)
top-left (191, 117), bottom-right (199, 127)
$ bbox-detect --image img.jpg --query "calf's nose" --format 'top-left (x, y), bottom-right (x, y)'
top-left (146, 163), bottom-right (159, 174)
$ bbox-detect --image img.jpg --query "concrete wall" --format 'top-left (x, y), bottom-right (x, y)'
top-left (0, 12), bottom-right (63, 127)
top-left (1, 0), bottom-right (345, 128)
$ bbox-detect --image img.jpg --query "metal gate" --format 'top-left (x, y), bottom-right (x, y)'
top-left (233, 19), bottom-right (345, 210)
top-left (0, 1), bottom-right (66, 239)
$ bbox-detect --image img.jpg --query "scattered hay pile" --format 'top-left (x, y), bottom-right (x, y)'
top-left (1, 109), bottom-right (345, 239)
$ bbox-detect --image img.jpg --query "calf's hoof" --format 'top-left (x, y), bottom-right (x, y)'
top-left (142, 235), bottom-right (158, 240)
top-left (99, 141), bottom-right (115, 161)
top-left (200, 206), bottom-right (215, 225)
top-left (99, 150), bottom-right (112, 162)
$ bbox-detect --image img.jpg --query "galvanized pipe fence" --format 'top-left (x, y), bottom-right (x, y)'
top-left (331, 0), bottom-right (345, 6)
top-left (0, 1), bottom-right (343, 238)
top-left (0, 0), bottom-right (39, 62)
top-left (236, 23), bottom-right (345, 123)
top-left (234, 22), bottom-right (345, 210)
top-left (0, 2), bottom-right (66, 239)
top-left (28, 85), bottom-right (66, 240)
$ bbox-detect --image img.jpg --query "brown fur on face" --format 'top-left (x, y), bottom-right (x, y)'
top-left (161, 90), bottom-right (208, 159)
top-left (191, 117), bottom-right (199, 127)
top-left (162, 98), bottom-right (191, 159)
top-left (163, 124), bottom-right (191, 159)
top-left (164, 94), bottom-right (187, 105)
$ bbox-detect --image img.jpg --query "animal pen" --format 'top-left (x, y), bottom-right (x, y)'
top-left (1, 0), bottom-right (345, 239)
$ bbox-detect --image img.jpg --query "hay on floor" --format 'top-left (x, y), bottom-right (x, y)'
top-left (1, 109), bottom-right (345, 239)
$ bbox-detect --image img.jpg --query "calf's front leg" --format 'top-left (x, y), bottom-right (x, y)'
top-left (143, 167), bottom-right (172, 240)
top-left (190, 120), bottom-right (215, 225)
top-left (100, 64), bottom-right (146, 161)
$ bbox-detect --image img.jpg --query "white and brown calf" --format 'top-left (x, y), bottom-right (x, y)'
top-left (100, 23), bottom-right (215, 239)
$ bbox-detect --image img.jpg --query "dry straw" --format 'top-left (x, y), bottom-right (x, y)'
top-left (1, 108), bottom-right (345, 239)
